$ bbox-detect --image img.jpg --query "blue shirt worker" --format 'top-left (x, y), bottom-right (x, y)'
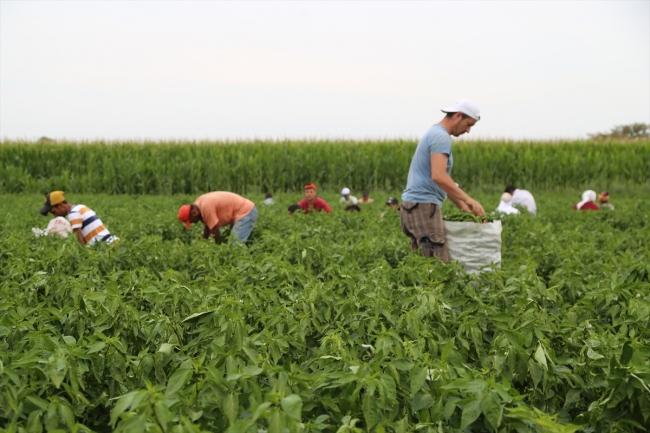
top-left (400, 99), bottom-right (485, 262)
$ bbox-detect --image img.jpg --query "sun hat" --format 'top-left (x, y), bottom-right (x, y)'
top-left (441, 99), bottom-right (481, 121)
top-left (386, 197), bottom-right (398, 205)
top-left (178, 205), bottom-right (191, 230)
top-left (341, 187), bottom-right (351, 196)
top-left (40, 191), bottom-right (65, 216)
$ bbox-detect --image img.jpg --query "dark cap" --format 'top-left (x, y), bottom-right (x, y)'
top-left (40, 191), bottom-right (65, 216)
top-left (386, 196), bottom-right (398, 205)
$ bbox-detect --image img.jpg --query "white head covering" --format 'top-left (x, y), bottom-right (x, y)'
top-left (576, 190), bottom-right (597, 210)
top-left (496, 193), bottom-right (520, 215)
top-left (341, 187), bottom-right (350, 196)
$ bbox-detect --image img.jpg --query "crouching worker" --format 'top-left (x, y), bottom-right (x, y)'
top-left (40, 191), bottom-right (118, 246)
top-left (178, 191), bottom-right (258, 245)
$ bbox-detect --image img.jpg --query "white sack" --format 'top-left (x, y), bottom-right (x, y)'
top-left (33, 217), bottom-right (72, 238)
top-left (444, 220), bottom-right (502, 274)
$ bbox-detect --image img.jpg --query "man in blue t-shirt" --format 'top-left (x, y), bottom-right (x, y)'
top-left (400, 99), bottom-right (485, 261)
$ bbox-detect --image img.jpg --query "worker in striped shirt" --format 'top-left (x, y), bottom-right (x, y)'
top-left (39, 191), bottom-right (117, 246)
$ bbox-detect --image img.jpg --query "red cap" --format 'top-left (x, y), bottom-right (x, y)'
top-left (304, 183), bottom-right (317, 190)
top-left (178, 205), bottom-right (191, 230)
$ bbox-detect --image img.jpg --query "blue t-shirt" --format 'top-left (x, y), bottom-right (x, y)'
top-left (401, 124), bottom-right (453, 205)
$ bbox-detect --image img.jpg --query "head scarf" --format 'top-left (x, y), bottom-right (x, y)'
top-left (496, 193), bottom-right (520, 215)
top-left (576, 190), bottom-right (597, 210)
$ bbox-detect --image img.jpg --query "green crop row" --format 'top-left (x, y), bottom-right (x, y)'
top-left (1, 192), bottom-right (649, 432)
top-left (1, 140), bottom-right (649, 195)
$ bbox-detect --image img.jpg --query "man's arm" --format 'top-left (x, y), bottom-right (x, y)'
top-left (430, 154), bottom-right (485, 216)
top-left (74, 228), bottom-right (86, 245)
top-left (202, 225), bottom-right (211, 239)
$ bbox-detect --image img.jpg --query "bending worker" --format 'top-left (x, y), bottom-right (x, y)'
top-left (39, 191), bottom-right (117, 245)
top-left (400, 99), bottom-right (485, 262)
top-left (178, 191), bottom-right (258, 245)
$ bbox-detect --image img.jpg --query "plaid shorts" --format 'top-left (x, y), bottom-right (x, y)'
top-left (400, 201), bottom-right (450, 262)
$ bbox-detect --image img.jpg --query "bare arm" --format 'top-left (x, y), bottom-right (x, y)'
top-left (202, 225), bottom-right (211, 239)
top-left (74, 228), bottom-right (86, 245)
top-left (430, 154), bottom-right (485, 216)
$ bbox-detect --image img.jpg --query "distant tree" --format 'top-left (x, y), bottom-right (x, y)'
top-left (589, 123), bottom-right (649, 140)
top-left (37, 136), bottom-right (56, 143)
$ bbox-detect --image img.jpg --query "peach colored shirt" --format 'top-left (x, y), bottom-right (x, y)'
top-left (194, 192), bottom-right (255, 229)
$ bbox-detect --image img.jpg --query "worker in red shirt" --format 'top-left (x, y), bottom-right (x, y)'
top-left (298, 183), bottom-right (332, 214)
top-left (574, 190), bottom-right (600, 211)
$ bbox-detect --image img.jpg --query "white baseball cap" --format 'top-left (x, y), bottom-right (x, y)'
top-left (441, 99), bottom-right (481, 121)
top-left (341, 187), bottom-right (350, 196)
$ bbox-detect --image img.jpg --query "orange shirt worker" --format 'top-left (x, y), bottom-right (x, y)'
top-left (178, 192), bottom-right (258, 245)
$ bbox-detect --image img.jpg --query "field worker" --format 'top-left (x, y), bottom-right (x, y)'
top-left (262, 192), bottom-right (275, 205)
top-left (287, 204), bottom-right (302, 215)
top-left (504, 184), bottom-right (537, 214)
top-left (381, 196), bottom-right (400, 218)
top-left (39, 191), bottom-right (118, 246)
top-left (598, 191), bottom-right (615, 210)
top-left (574, 190), bottom-right (599, 211)
top-left (495, 193), bottom-right (520, 215)
top-left (298, 183), bottom-right (332, 214)
top-left (401, 99), bottom-right (485, 261)
top-left (178, 191), bottom-right (258, 245)
top-left (358, 190), bottom-right (374, 203)
top-left (340, 187), bottom-right (358, 205)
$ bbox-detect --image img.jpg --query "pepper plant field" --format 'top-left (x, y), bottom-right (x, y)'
top-left (1, 192), bottom-right (649, 433)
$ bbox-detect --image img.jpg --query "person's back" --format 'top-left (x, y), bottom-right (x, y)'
top-left (574, 190), bottom-right (599, 211)
top-left (505, 185), bottom-right (537, 214)
top-left (68, 204), bottom-right (113, 245)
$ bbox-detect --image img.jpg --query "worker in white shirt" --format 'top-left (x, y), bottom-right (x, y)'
top-left (504, 185), bottom-right (537, 214)
top-left (495, 193), bottom-right (520, 215)
top-left (340, 188), bottom-right (358, 205)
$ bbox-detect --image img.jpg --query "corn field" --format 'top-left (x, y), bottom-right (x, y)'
top-left (1, 139), bottom-right (649, 194)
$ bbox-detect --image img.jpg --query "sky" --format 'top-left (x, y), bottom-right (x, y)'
top-left (1, 1), bottom-right (649, 141)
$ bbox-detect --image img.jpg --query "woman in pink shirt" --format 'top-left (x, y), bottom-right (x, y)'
top-left (298, 184), bottom-right (332, 214)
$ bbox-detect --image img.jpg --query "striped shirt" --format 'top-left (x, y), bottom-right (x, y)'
top-left (67, 204), bottom-right (112, 245)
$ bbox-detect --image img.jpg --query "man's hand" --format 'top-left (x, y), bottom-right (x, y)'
top-left (464, 198), bottom-right (485, 216)
top-left (202, 225), bottom-right (210, 239)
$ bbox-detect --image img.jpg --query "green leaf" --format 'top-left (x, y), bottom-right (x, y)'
top-left (242, 365), bottom-right (264, 376)
top-left (27, 410), bottom-right (43, 433)
top-left (222, 393), bottom-right (238, 426)
top-left (620, 341), bottom-right (633, 365)
top-left (155, 400), bottom-right (173, 433)
top-left (267, 407), bottom-right (284, 433)
top-left (158, 343), bottom-right (175, 354)
top-left (62, 336), bottom-right (76, 346)
top-left (564, 389), bottom-right (582, 408)
top-left (181, 310), bottom-right (217, 323)
top-left (165, 367), bottom-right (192, 396)
top-left (481, 392), bottom-right (503, 430)
top-left (410, 366), bottom-right (428, 395)
top-left (587, 348), bottom-right (604, 360)
top-left (59, 404), bottom-right (75, 429)
top-left (110, 391), bottom-right (139, 427)
top-left (391, 359), bottom-right (414, 371)
top-left (534, 345), bottom-right (548, 369)
top-left (411, 393), bottom-right (434, 412)
top-left (86, 341), bottom-right (106, 354)
top-left (280, 394), bottom-right (302, 421)
top-left (362, 392), bottom-right (380, 430)
top-left (460, 399), bottom-right (482, 430)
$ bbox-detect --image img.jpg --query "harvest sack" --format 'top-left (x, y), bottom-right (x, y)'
top-left (32, 217), bottom-right (72, 238)
top-left (444, 220), bottom-right (502, 274)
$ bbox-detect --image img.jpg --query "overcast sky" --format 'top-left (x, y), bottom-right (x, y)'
top-left (1, 1), bottom-right (648, 141)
